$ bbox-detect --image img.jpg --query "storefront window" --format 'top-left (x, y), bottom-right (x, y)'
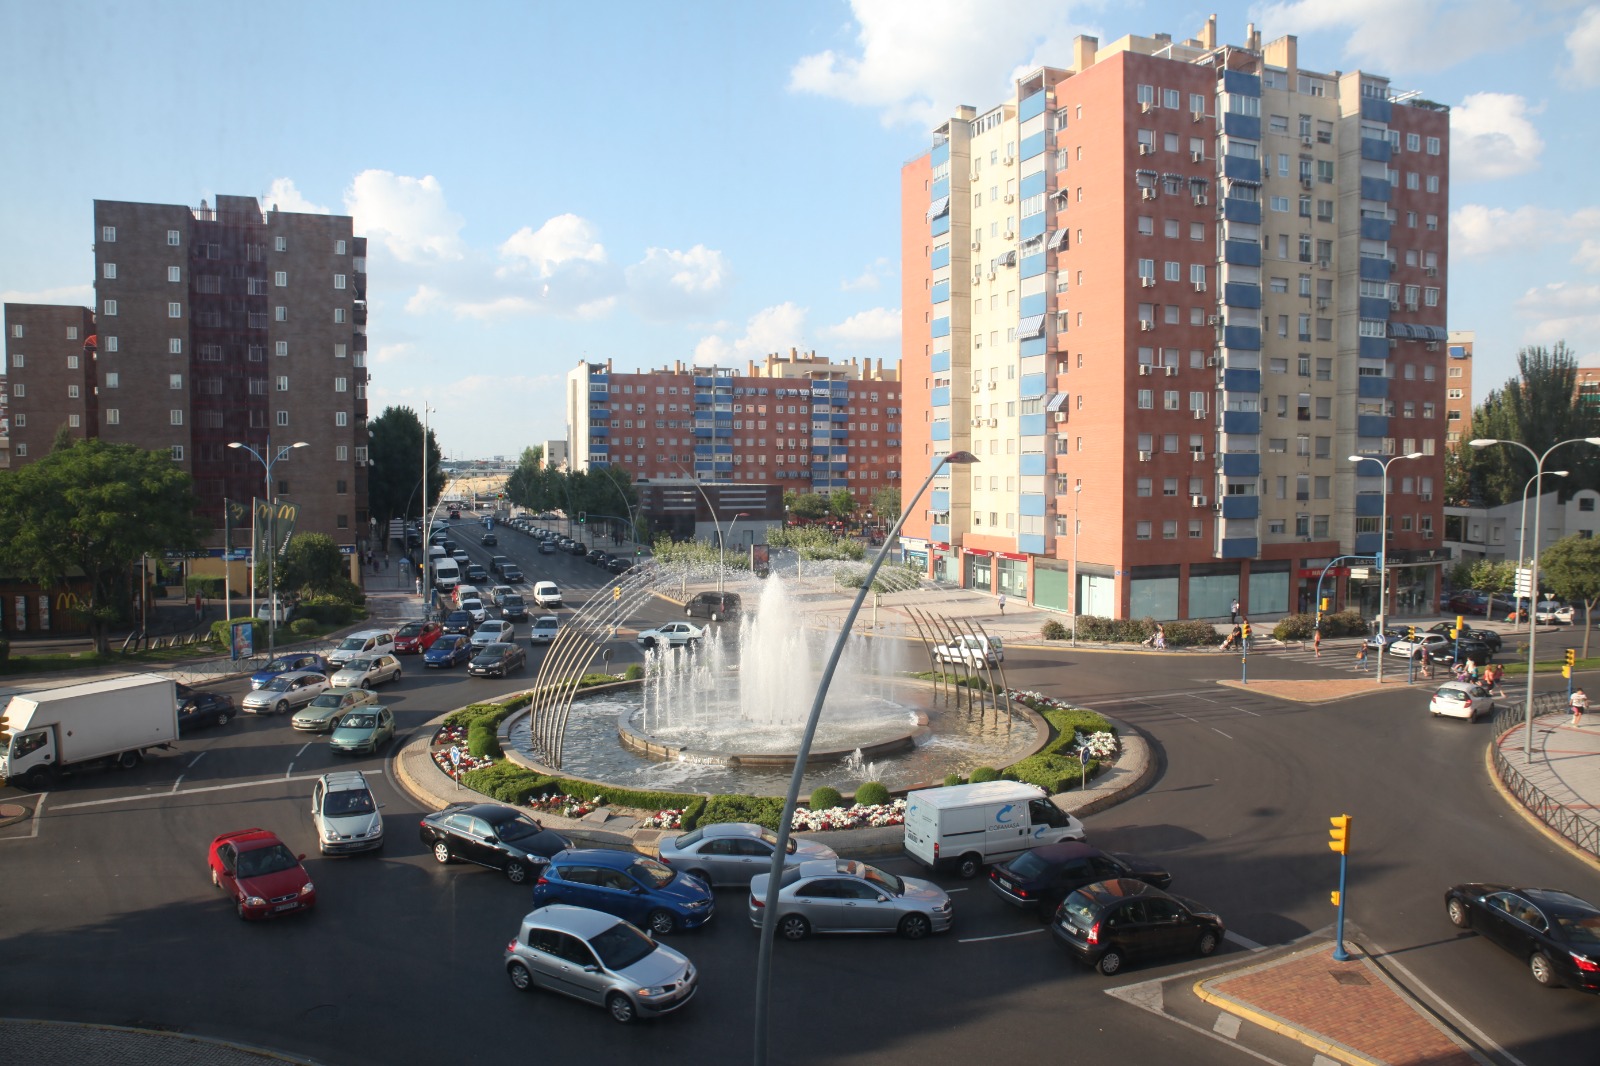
top-left (966, 554), bottom-right (993, 592)
top-left (996, 558), bottom-right (1027, 597)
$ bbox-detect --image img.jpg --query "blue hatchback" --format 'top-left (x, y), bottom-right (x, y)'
top-left (424, 633), bottom-right (473, 668)
top-left (250, 652), bottom-right (330, 690)
top-left (533, 849), bottom-right (715, 936)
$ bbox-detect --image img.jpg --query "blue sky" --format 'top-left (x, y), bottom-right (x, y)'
top-left (3, 1), bottom-right (1598, 458)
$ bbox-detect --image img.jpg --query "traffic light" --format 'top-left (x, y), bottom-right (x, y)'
top-left (578, 511), bottom-right (587, 524)
top-left (1565, 648), bottom-right (1576, 678)
top-left (1328, 814), bottom-right (1352, 855)
top-left (613, 586), bottom-right (621, 602)
top-left (1407, 626), bottom-right (1417, 640)
top-left (1330, 890), bottom-right (1341, 906)
top-left (1241, 621), bottom-right (1252, 641)
top-left (1320, 597), bottom-right (1330, 612)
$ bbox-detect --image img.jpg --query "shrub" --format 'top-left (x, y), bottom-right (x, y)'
top-left (809, 786), bottom-right (844, 812)
top-left (853, 781), bottom-right (891, 806)
top-left (1073, 615), bottom-right (1155, 644)
top-left (289, 618), bottom-right (319, 637)
top-left (1008, 753), bottom-right (1093, 793)
top-left (624, 664), bottom-right (645, 681)
top-left (1040, 619), bottom-right (1069, 641)
top-left (679, 795), bottom-right (708, 831)
top-left (942, 773), bottom-right (963, 787)
top-left (467, 719), bottom-right (501, 759)
top-left (1272, 613), bottom-right (1316, 641)
top-left (295, 594), bottom-right (355, 626)
top-left (701, 794), bottom-right (788, 830)
top-left (969, 766), bottom-right (1000, 783)
top-left (1325, 609), bottom-right (1368, 637)
top-left (444, 701), bottom-right (510, 729)
top-left (208, 616), bottom-right (263, 646)
top-left (1162, 620), bottom-right (1219, 647)
top-left (185, 577), bottom-right (225, 599)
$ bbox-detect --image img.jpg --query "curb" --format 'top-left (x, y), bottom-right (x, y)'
top-left (1481, 733), bottom-right (1600, 875)
top-left (0, 1017), bottom-right (326, 1065)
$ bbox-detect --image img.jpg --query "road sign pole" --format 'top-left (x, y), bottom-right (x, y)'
top-left (1240, 649), bottom-right (1248, 685)
top-left (1333, 851), bottom-right (1351, 961)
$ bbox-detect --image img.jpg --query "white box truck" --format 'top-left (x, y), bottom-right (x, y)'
top-left (903, 780), bottom-right (1086, 879)
top-left (0, 674), bottom-right (179, 790)
top-left (430, 558), bottom-right (461, 592)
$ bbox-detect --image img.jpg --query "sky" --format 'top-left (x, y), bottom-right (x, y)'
top-left (3, 0), bottom-right (1599, 458)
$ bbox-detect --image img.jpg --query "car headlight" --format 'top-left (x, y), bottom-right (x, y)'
top-left (683, 899), bottom-right (710, 909)
top-left (300, 881), bottom-right (315, 896)
top-left (636, 987), bottom-right (663, 997)
top-left (244, 896), bottom-right (267, 907)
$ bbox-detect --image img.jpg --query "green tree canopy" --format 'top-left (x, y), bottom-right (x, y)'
top-left (0, 439), bottom-right (202, 651)
top-left (1540, 534), bottom-right (1600, 657)
top-left (827, 488), bottom-right (857, 521)
top-left (788, 492), bottom-right (828, 520)
top-left (870, 487), bottom-right (902, 525)
top-left (367, 406), bottom-right (443, 523)
top-left (278, 533), bottom-right (348, 597)
top-left (1457, 343), bottom-right (1600, 507)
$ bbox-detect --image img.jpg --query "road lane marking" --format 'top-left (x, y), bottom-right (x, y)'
top-left (52, 769), bottom-right (385, 811)
top-left (1362, 932), bottom-right (1531, 1066)
top-left (285, 764), bottom-right (294, 779)
top-left (186, 752), bottom-right (206, 769)
top-left (295, 742), bottom-right (312, 757)
top-left (171, 777), bottom-right (183, 793)
top-left (1225, 930), bottom-right (1266, 951)
top-left (0, 793), bottom-right (51, 843)
top-left (958, 929), bottom-right (1044, 943)
top-left (1212, 728), bottom-right (1233, 739)
top-left (946, 887), bottom-right (969, 892)
top-left (1213, 1012), bottom-right (1241, 1038)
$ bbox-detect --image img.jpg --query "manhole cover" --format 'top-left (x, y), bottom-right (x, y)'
top-left (1330, 970), bottom-right (1369, 986)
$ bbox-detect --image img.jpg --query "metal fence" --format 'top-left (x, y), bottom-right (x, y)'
top-left (1489, 692), bottom-right (1600, 858)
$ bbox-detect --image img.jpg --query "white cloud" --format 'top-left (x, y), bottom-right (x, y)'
top-left (499, 214), bottom-right (607, 278)
top-left (1563, 6), bottom-right (1600, 87)
top-left (624, 244), bottom-right (729, 320)
top-left (344, 170), bottom-right (465, 264)
top-left (790, 1), bottom-right (1091, 128)
top-left (371, 341), bottom-right (414, 367)
top-left (841, 258), bottom-right (890, 291)
top-left (1514, 282), bottom-right (1600, 360)
top-left (1254, 0), bottom-right (1519, 73)
top-left (823, 306), bottom-right (901, 343)
top-left (264, 177), bottom-right (329, 215)
top-left (372, 372), bottom-right (569, 457)
top-left (0, 283), bottom-right (93, 306)
top-left (1450, 93), bottom-right (1545, 181)
top-left (693, 302), bottom-right (809, 366)
top-left (1450, 204), bottom-right (1558, 258)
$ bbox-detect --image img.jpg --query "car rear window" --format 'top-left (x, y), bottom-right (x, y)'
top-left (1059, 890), bottom-right (1100, 926)
top-left (1007, 851), bottom-right (1054, 879)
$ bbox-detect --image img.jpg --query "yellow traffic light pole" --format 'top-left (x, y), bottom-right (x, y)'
top-left (1329, 814), bottom-right (1353, 961)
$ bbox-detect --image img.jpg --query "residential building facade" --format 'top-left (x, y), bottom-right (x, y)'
top-left (1445, 330), bottom-right (1473, 446)
top-left (3, 304), bottom-right (98, 462)
top-left (900, 17), bottom-right (1449, 620)
top-left (1444, 488), bottom-right (1600, 564)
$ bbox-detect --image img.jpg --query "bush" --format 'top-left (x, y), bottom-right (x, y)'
top-left (1008, 753), bottom-right (1093, 793)
top-left (1073, 615), bottom-right (1155, 644)
top-left (809, 786), bottom-right (844, 811)
top-left (459, 762), bottom-right (705, 813)
top-left (1273, 609), bottom-right (1367, 639)
top-left (444, 701), bottom-right (510, 729)
top-left (623, 664), bottom-right (645, 681)
top-left (1162, 620), bottom-right (1219, 647)
top-left (942, 773), bottom-right (963, 787)
top-left (679, 795), bottom-right (708, 831)
top-left (467, 719), bottom-right (501, 759)
top-left (185, 577), bottom-right (225, 599)
top-left (853, 782), bottom-right (890, 806)
top-left (700, 794), bottom-right (788, 830)
top-left (1272, 614), bottom-right (1316, 641)
top-left (289, 618), bottom-right (319, 637)
top-left (295, 593), bottom-right (355, 626)
top-left (208, 616), bottom-right (264, 646)
top-left (1040, 619), bottom-right (1069, 641)
top-left (969, 766), bottom-right (1000, 783)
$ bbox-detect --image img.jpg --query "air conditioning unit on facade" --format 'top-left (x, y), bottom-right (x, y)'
top-left (1192, 451), bottom-right (1206, 462)
top-left (1194, 281), bottom-right (1207, 292)
top-left (1302, 136), bottom-right (1314, 147)
top-left (1318, 259), bottom-right (1331, 270)
top-left (1141, 188), bottom-right (1157, 201)
top-left (1139, 320), bottom-right (1155, 331)
top-left (1194, 194), bottom-right (1209, 206)
top-left (1003, 193), bottom-right (1016, 203)
top-left (1207, 315), bottom-right (1222, 325)
top-left (1206, 356), bottom-right (1219, 367)
top-left (1193, 408), bottom-right (1208, 419)
top-left (1139, 144), bottom-right (1154, 156)
top-left (1390, 300), bottom-right (1400, 310)
top-left (1317, 297), bottom-right (1330, 309)
top-left (1165, 366), bottom-right (1178, 376)
top-left (1191, 150), bottom-right (1205, 163)
top-left (1420, 492), bottom-right (1433, 501)
top-left (970, 170), bottom-right (982, 181)
top-left (1426, 342), bottom-right (1440, 351)
top-left (1426, 267), bottom-right (1438, 277)
top-left (1138, 364), bottom-right (1152, 375)
top-left (987, 381), bottom-right (998, 390)
top-left (1422, 530), bottom-right (1435, 539)
top-left (1002, 156), bottom-right (1015, 166)
top-left (1192, 110), bottom-right (1205, 123)
top-left (1002, 230), bottom-right (1016, 241)
top-left (1054, 411), bottom-right (1067, 422)
top-left (1141, 277), bottom-right (1156, 288)
top-left (1191, 494), bottom-right (1208, 507)
top-left (1138, 450), bottom-right (1152, 462)
top-left (1141, 101), bottom-right (1155, 113)
top-left (987, 418), bottom-right (999, 427)
top-left (1302, 178), bottom-right (1313, 189)
top-left (987, 271), bottom-right (997, 280)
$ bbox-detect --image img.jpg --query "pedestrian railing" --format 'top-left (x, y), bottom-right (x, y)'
top-left (1490, 692), bottom-right (1600, 858)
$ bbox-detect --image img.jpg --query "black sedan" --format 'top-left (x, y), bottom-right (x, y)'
top-left (586, 548), bottom-right (608, 566)
top-left (481, 532), bottom-right (498, 546)
top-left (468, 642), bottom-right (527, 677)
top-left (1428, 637), bottom-right (1497, 665)
top-left (1446, 883), bottom-right (1600, 991)
top-left (177, 689), bottom-right (237, 733)
top-left (1426, 622), bottom-right (1502, 652)
top-left (419, 803), bottom-right (573, 885)
top-left (988, 842), bottom-right (1171, 919)
top-left (440, 610), bottom-right (476, 635)
top-left (465, 564), bottom-right (489, 585)
top-left (607, 557), bottom-right (635, 574)
top-left (1051, 879), bottom-right (1224, 976)
top-left (568, 541), bottom-right (588, 556)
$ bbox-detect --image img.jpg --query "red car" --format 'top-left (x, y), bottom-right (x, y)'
top-left (394, 619), bottom-right (443, 654)
top-left (207, 828), bottom-right (316, 920)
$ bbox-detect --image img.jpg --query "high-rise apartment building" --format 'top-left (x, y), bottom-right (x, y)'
top-left (566, 350), bottom-right (901, 508)
top-left (3, 195), bottom-right (371, 552)
top-left (1444, 330), bottom-right (1473, 445)
top-left (901, 18), bottom-right (1449, 620)
top-left (1576, 359), bottom-right (1600, 421)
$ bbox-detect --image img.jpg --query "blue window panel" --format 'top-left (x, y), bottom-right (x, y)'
top-left (930, 350), bottom-right (950, 373)
top-left (694, 427), bottom-right (714, 438)
top-left (1358, 376), bottom-right (1389, 398)
top-left (1357, 414), bottom-right (1389, 438)
top-left (1018, 533), bottom-right (1046, 555)
top-left (1359, 296), bottom-right (1391, 320)
top-left (713, 462), bottom-right (733, 472)
top-left (1224, 240), bottom-right (1262, 267)
top-left (1360, 97), bottom-right (1392, 123)
top-left (694, 444), bottom-right (714, 455)
top-left (1020, 292), bottom-right (1047, 317)
top-left (1223, 112), bottom-right (1261, 141)
top-left (1020, 372), bottom-right (1047, 397)
top-left (831, 411), bottom-right (849, 422)
top-left (1020, 251), bottom-right (1046, 278)
top-left (1220, 495), bottom-right (1260, 519)
top-left (1019, 89), bottom-right (1046, 121)
top-left (589, 444), bottom-right (608, 454)
top-left (1359, 257), bottom-right (1392, 281)
top-left (1360, 137), bottom-right (1392, 163)
top-left (1223, 70), bottom-right (1261, 96)
top-left (831, 429), bottom-right (849, 439)
top-left (715, 428), bottom-right (732, 438)
top-left (694, 376), bottom-right (715, 387)
top-left (1021, 213), bottom-right (1047, 240)
top-left (1355, 493), bottom-right (1385, 517)
top-left (1354, 532), bottom-right (1383, 554)
top-left (1223, 155), bottom-right (1262, 183)
top-left (1224, 325), bottom-right (1261, 350)
top-left (931, 176), bottom-right (949, 200)
top-left (1360, 216), bottom-right (1391, 241)
top-left (715, 409), bottom-right (734, 420)
top-left (1020, 131), bottom-right (1046, 160)
top-left (1224, 368), bottom-right (1261, 393)
top-left (1223, 411), bottom-right (1260, 435)
top-left (1220, 537), bottom-right (1259, 559)
top-left (931, 317), bottom-right (951, 338)
top-left (1020, 493), bottom-right (1046, 517)
top-left (931, 141), bottom-right (949, 167)
top-left (1020, 453), bottom-right (1046, 476)
top-left (1360, 176), bottom-right (1391, 202)
top-left (589, 425), bottom-right (609, 437)
top-left (1221, 453), bottom-right (1260, 478)
top-left (1224, 281), bottom-right (1261, 309)
top-left (932, 280), bottom-right (951, 304)
top-left (931, 523), bottom-right (951, 542)
top-left (1020, 171), bottom-right (1047, 198)
top-left (831, 446), bottom-right (849, 456)
top-left (810, 447), bottom-right (829, 457)
top-left (931, 213), bottom-right (950, 237)
top-left (1020, 413), bottom-right (1046, 436)
top-left (1021, 336), bottom-right (1047, 357)
top-left (930, 489), bottom-right (949, 511)
top-left (1359, 336), bottom-right (1390, 359)
top-left (931, 420), bottom-right (951, 442)
top-left (1223, 197), bottom-right (1262, 225)
top-left (931, 386), bottom-right (950, 407)
top-left (931, 245), bottom-right (950, 270)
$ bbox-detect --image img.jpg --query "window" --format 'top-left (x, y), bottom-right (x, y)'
top-left (167, 229), bottom-right (181, 246)
top-left (1406, 171), bottom-right (1420, 190)
top-left (276, 375), bottom-right (289, 392)
top-left (1164, 219), bottom-right (1179, 238)
top-left (1137, 478), bottom-right (1152, 497)
top-left (276, 410), bottom-right (289, 427)
top-left (1137, 389), bottom-right (1153, 409)
top-left (274, 236), bottom-right (286, 251)
top-left (274, 271), bottom-right (288, 287)
top-left (334, 376), bottom-right (349, 393)
top-left (167, 302), bottom-right (182, 318)
top-left (67, 384), bottom-right (79, 399)
top-left (8, 353), bottom-right (19, 368)
top-left (1269, 196), bottom-right (1289, 213)
top-left (169, 409), bottom-right (183, 425)
top-left (103, 299), bottom-right (117, 316)
top-left (275, 306), bottom-right (287, 321)
top-left (101, 225), bottom-right (115, 242)
top-left (1163, 478), bottom-right (1178, 496)
top-left (334, 274), bottom-right (347, 290)
top-left (103, 262), bottom-right (117, 279)
top-left (335, 411), bottom-right (349, 426)
top-left (276, 341), bottom-right (289, 356)
top-left (169, 373), bottom-right (183, 390)
top-left (335, 239), bottom-right (347, 255)
top-left (1165, 261), bottom-right (1180, 281)
top-left (1426, 175), bottom-right (1439, 193)
top-left (1138, 216), bottom-right (1154, 235)
top-left (1164, 88), bottom-right (1180, 110)
top-left (170, 445), bottom-right (184, 462)
top-left (1135, 521), bottom-right (1152, 540)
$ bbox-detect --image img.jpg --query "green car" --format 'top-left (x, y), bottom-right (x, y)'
top-left (329, 705), bottom-right (396, 755)
top-left (292, 689), bottom-right (380, 733)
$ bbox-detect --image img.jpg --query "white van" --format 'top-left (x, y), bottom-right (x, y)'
top-left (532, 581), bottom-right (563, 609)
top-left (431, 559), bottom-right (461, 592)
top-left (903, 781), bottom-right (1085, 879)
top-left (327, 629), bottom-right (397, 669)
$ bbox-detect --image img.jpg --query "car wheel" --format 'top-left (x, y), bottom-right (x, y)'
top-left (1447, 898), bottom-right (1471, 929)
top-left (955, 854), bottom-right (982, 879)
top-left (504, 860), bottom-right (530, 884)
top-left (685, 607), bottom-right (694, 617)
top-left (778, 914), bottom-right (811, 941)
top-left (1197, 929), bottom-right (1220, 956)
top-left (606, 992), bottom-right (637, 1025)
top-left (432, 840), bottom-right (453, 864)
top-left (1530, 952), bottom-right (1561, 987)
top-left (711, 611), bottom-right (722, 623)
top-left (640, 637), bottom-right (656, 650)
top-left (507, 961), bottom-right (535, 993)
top-left (275, 700), bottom-right (288, 714)
top-left (647, 909), bottom-right (677, 936)
top-left (1096, 948), bottom-right (1125, 976)
top-left (688, 869), bottom-right (713, 888)
top-left (117, 750), bottom-right (141, 770)
top-left (360, 680), bottom-right (370, 690)
top-left (899, 913), bottom-right (932, 940)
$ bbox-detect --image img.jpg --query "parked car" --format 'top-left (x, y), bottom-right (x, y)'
top-left (328, 705), bottom-right (395, 755)
top-left (530, 616), bottom-right (560, 645)
top-left (608, 557), bottom-right (635, 575)
top-left (469, 642), bottom-right (528, 677)
top-left (748, 858), bottom-right (952, 941)
top-left (310, 770), bottom-right (384, 855)
top-left (987, 842), bottom-right (1172, 919)
top-left (424, 633), bottom-right (474, 668)
top-left (586, 548), bottom-right (609, 566)
top-left (499, 593), bottom-right (529, 622)
top-left (504, 905), bottom-right (698, 1024)
top-left (534, 849), bottom-right (714, 935)
top-left (394, 620), bottom-right (443, 654)
top-left (330, 654), bottom-right (403, 690)
top-left (1363, 628), bottom-right (1407, 650)
top-left (441, 610), bottom-right (476, 636)
top-left (1446, 883), bottom-right (1600, 991)
top-left (533, 581), bottom-right (563, 608)
top-left (242, 671), bottom-right (330, 715)
top-left (1536, 601), bottom-right (1575, 625)
top-left (1430, 681), bottom-right (1495, 720)
top-left (657, 822), bottom-right (837, 888)
top-left (568, 540), bottom-right (589, 556)
top-left (539, 540), bottom-right (557, 555)
top-left (471, 619), bottom-right (516, 648)
top-left (1449, 591), bottom-right (1490, 616)
top-left (178, 690), bottom-right (236, 733)
top-left (1426, 622), bottom-right (1502, 652)
top-left (420, 802), bottom-right (572, 884)
top-left (1387, 633), bottom-right (1451, 658)
top-left (685, 591), bottom-right (742, 623)
top-left (1051, 879), bottom-right (1224, 975)
top-left (207, 827), bottom-right (315, 920)
top-left (249, 652), bottom-right (330, 691)
top-left (637, 621), bottom-right (704, 650)
top-left (465, 563), bottom-right (490, 585)
top-left (291, 688), bottom-right (380, 733)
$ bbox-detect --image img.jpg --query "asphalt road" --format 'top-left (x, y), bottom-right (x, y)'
top-left (2, 515), bottom-right (1597, 1065)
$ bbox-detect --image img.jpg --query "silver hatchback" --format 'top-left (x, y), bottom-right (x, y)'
top-left (504, 905), bottom-right (697, 1024)
top-left (657, 822), bottom-right (838, 888)
top-left (749, 859), bottom-right (954, 941)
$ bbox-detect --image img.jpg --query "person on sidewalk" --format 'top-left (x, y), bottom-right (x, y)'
top-left (1220, 625), bottom-right (1242, 651)
top-left (1141, 623), bottom-right (1165, 649)
top-left (1355, 643), bottom-right (1369, 672)
top-left (1573, 687), bottom-right (1589, 727)
top-left (1313, 623), bottom-right (1323, 658)
top-left (997, 593), bottom-right (1006, 615)
top-left (1230, 598), bottom-right (1240, 625)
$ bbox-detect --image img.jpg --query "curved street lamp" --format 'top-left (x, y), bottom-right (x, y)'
top-left (227, 437), bottom-right (309, 661)
top-left (1346, 451), bottom-right (1423, 684)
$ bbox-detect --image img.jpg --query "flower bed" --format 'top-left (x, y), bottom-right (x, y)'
top-left (430, 723), bottom-right (495, 775)
top-left (791, 799), bottom-right (906, 832)
top-left (638, 808), bottom-right (686, 830)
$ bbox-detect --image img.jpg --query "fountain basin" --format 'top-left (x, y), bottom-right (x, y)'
top-left (618, 708), bottom-right (930, 769)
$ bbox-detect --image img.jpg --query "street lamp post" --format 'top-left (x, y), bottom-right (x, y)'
top-left (752, 450), bottom-right (978, 1066)
top-left (1513, 470), bottom-right (1567, 631)
top-left (228, 437), bottom-right (309, 661)
top-left (1470, 436), bottom-right (1600, 761)
top-left (1071, 482), bottom-right (1082, 647)
top-left (1346, 451), bottom-right (1423, 685)
top-left (719, 512), bottom-right (749, 593)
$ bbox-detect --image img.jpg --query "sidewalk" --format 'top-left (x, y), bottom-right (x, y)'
top-left (1491, 700), bottom-right (1600, 863)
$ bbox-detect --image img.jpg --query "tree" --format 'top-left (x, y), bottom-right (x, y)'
top-left (871, 487), bottom-right (902, 526)
top-left (366, 406), bottom-right (443, 523)
top-left (827, 488), bottom-right (857, 522)
top-left (278, 533), bottom-right (348, 597)
top-left (503, 447), bottom-right (544, 508)
top-left (789, 492), bottom-right (829, 520)
top-left (0, 439), bottom-right (203, 652)
top-left (1540, 534), bottom-right (1600, 658)
top-left (1468, 559), bottom-right (1516, 621)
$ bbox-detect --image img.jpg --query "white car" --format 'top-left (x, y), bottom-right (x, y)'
top-left (310, 770), bottom-right (384, 855)
top-left (532, 581), bottom-right (563, 609)
top-left (637, 621), bottom-right (705, 649)
top-left (241, 670), bottom-right (330, 714)
top-left (1429, 681), bottom-right (1495, 720)
top-left (471, 620), bottom-right (515, 648)
top-left (1387, 633), bottom-right (1450, 658)
top-left (1535, 601), bottom-right (1574, 625)
top-left (330, 654), bottom-right (403, 690)
top-left (460, 597), bottom-right (489, 624)
top-left (529, 616), bottom-right (559, 644)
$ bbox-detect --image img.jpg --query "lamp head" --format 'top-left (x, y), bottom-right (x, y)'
top-left (1345, 454), bottom-right (1367, 463)
top-left (943, 450), bottom-right (979, 465)
top-left (1587, 437), bottom-right (1600, 446)
top-left (227, 442), bottom-right (244, 450)
top-left (291, 441), bottom-right (309, 450)
top-left (1468, 438), bottom-right (1498, 449)
top-left (1403, 451), bottom-right (1424, 460)
top-left (1551, 470), bottom-right (1570, 478)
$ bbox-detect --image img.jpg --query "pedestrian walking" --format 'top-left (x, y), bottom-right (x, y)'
top-left (414, 577), bottom-right (423, 596)
top-left (997, 593), bottom-right (1006, 615)
top-left (1153, 623), bottom-right (1166, 650)
top-left (1355, 643), bottom-right (1369, 672)
top-left (1230, 598), bottom-right (1240, 625)
top-left (1573, 687), bottom-right (1589, 727)
top-left (194, 592), bottom-right (205, 623)
top-left (1411, 645), bottom-right (1426, 682)
top-left (1312, 624), bottom-right (1323, 658)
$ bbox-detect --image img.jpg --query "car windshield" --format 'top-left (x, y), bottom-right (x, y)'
top-left (264, 677), bottom-right (294, 691)
top-left (307, 694), bottom-right (344, 709)
top-left (263, 657), bottom-right (295, 672)
top-left (673, 828), bottom-right (704, 848)
top-left (340, 713), bottom-right (376, 729)
top-left (325, 789), bottom-right (375, 816)
top-left (503, 596), bottom-right (524, 606)
top-left (435, 637), bottom-right (463, 650)
top-left (588, 921), bottom-right (657, 971)
top-left (1437, 686), bottom-right (1468, 700)
top-left (758, 828), bottom-right (798, 854)
top-left (347, 658), bottom-right (375, 672)
top-left (236, 843), bottom-right (299, 879)
top-left (338, 637), bottom-right (367, 652)
top-left (630, 858), bottom-right (675, 888)
top-left (1059, 891), bottom-right (1100, 926)
top-left (494, 813), bottom-right (545, 842)
top-left (397, 623), bottom-right (424, 637)
top-left (1556, 914), bottom-right (1600, 946)
top-left (852, 861), bottom-right (904, 896)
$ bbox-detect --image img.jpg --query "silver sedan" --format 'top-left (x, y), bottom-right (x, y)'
top-left (748, 859), bottom-right (954, 941)
top-left (503, 905), bottom-right (696, 1024)
top-left (241, 670), bottom-right (329, 715)
top-left (657, 822), bottom-right (837, 888)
